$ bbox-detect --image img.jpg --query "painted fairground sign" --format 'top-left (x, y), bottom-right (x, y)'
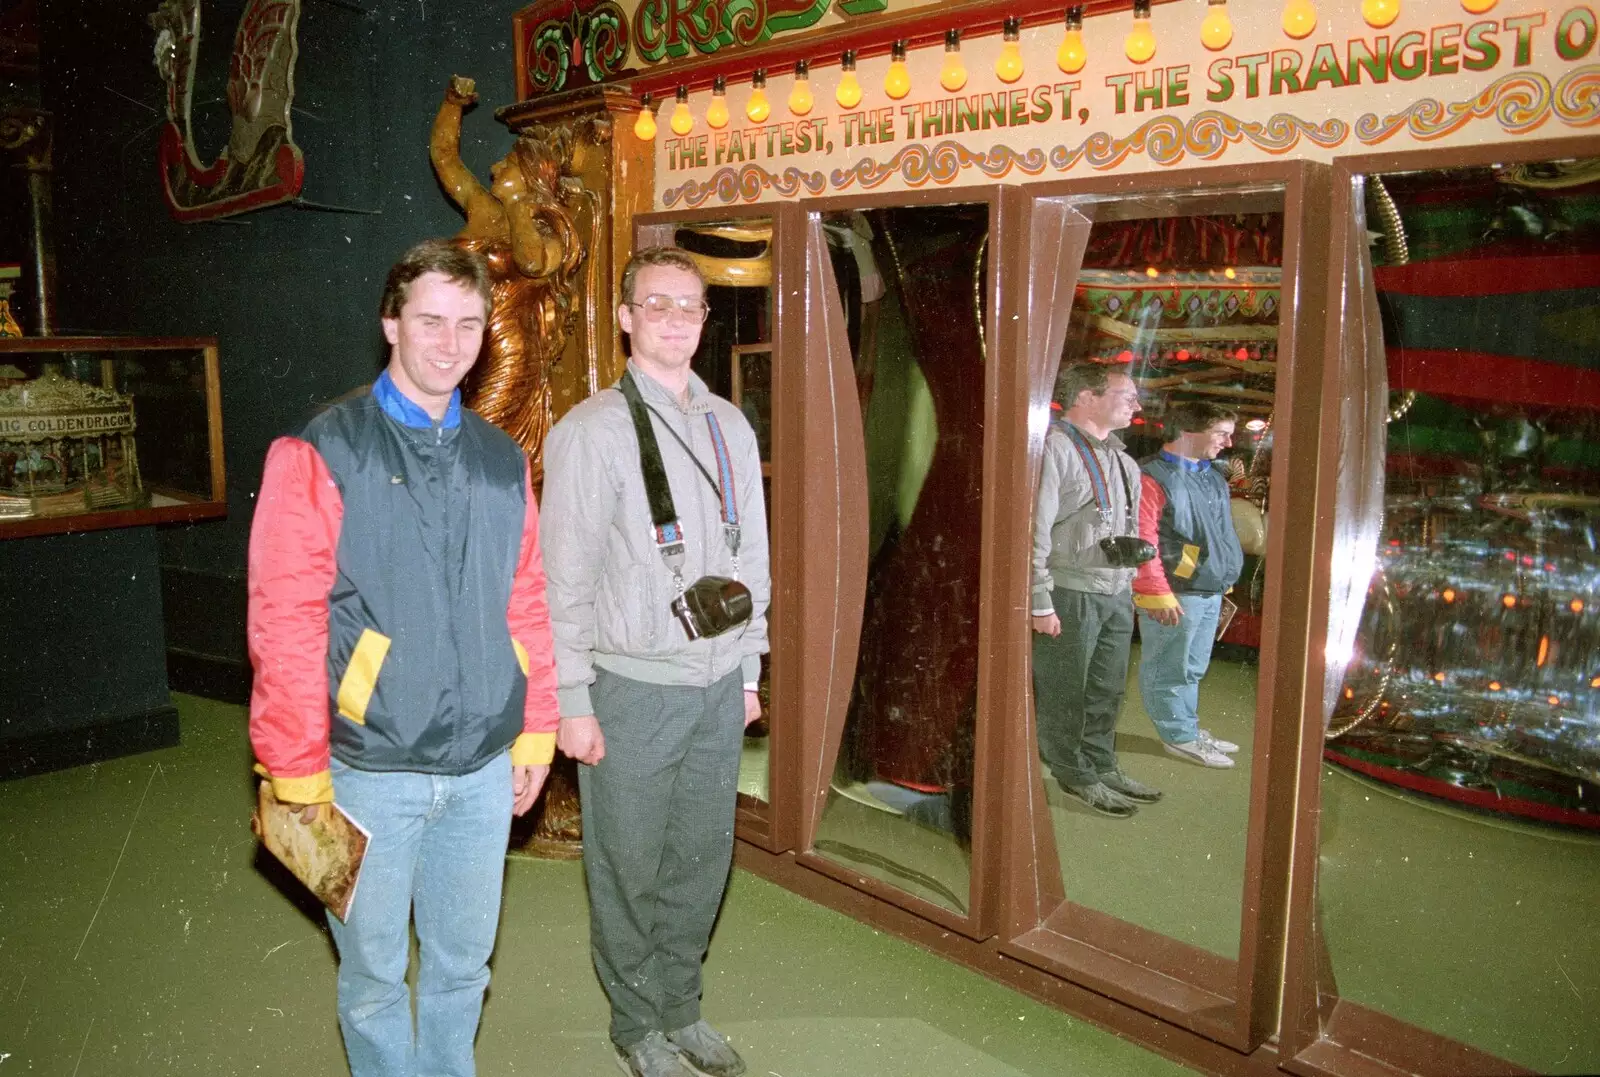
top-left (650, 0), bottom-right (1600, 207)
top-left (514, 0), bottom-right (895, 97)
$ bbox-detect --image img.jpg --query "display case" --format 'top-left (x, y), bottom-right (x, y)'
top-left (0, 336), bottom-right (225, 539)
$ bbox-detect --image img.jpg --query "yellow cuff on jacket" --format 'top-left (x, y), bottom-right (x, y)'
top-left (257, 766), bottom-right (334, 806)
top-left (511, 732), bottom-right (556, 766)
top-left (1134, 592), bottom-right (1181, 610)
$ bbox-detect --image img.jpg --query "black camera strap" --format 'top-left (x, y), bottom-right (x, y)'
top-left (617, 371), bottom-right (742, 593)
top-left (1061, 420), bottom-right (1135, 535)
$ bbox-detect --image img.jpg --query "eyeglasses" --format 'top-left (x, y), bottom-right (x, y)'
top-left (630, 294), bottom-right (710, 324)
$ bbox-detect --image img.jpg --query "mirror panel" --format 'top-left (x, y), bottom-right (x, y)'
top-left (810, 204), bottom-right (990, 914)
top-left (1319, 164), bottom-right (1600, 1073)
top-left (1031, 189), bottom-right (1285, 959)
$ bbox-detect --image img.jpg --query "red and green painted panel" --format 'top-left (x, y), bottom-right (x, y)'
top-left (516, 0), bottom-right (888, 97)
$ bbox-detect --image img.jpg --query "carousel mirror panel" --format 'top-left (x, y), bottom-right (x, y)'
top-left (1031, 188), bottom-right (1283, 960)
top-left (1318, 163), bottom-right (1600, 1074)
top-left (0, 337), bottom-right (224, 539)
top-left (673, 219), bottom-right (776, 808)
top-left (808, 203), bottom-right (989, 915)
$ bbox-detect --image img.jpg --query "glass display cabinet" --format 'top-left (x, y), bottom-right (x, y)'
top-left (0, 337), bottom-right (225, 539)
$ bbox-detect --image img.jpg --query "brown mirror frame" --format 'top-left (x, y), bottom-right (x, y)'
top-left (988, 160), bottom-right (1331, 1054)
top-left (779, 188), bottom-right (1010, 943)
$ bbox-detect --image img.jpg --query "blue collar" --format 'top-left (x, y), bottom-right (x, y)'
top-left (1160, 449), bottom-right (1209, 473)
top-left (373, 370), bottom-right (460, 430)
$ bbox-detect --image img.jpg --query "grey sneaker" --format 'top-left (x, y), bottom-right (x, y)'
top-left (616, 1032), bottom-right (696, 1077)
top-left (1199, 729), bottom-right (1240, 754)
top-left (667, 1020), bottom-right (747, 1077)
top-left (1165, 738), bottom-right (1234, 768)
top-left (1098, 770), bottom-right (1163, 803)
top-left (1061, 780), bottom-right (1138, 818)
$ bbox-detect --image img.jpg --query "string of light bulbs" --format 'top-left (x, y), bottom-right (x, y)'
top-left (631, 0), bottom-right (1503, 140)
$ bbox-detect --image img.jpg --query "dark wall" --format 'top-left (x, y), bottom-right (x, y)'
top-left (47, 0), bottom-right (530, 570)
top-left (0, 0), bottom-right (533, 755)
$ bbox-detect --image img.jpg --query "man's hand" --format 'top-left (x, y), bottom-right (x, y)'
top-left (1032, 613), bottom-right (1061, 637)
top-left (743, 689), bottom-right (762, 728)
top-left (513, 764), bottom-right (550, 816)
top-left (558, 715), bottom-right (606, 765)
top-left (281, 802), bottom-right (320, 824)
top-left (1147, 605), bottom-right (1183, 627)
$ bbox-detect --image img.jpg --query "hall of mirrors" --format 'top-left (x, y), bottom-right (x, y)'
top-left (639, 142), bottom-right (1600, 1077)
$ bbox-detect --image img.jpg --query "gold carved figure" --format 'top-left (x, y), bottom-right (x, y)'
top-left (430, 75), bottom-right (588, 482)
top-left (432, 76), bottom-right (596, 856)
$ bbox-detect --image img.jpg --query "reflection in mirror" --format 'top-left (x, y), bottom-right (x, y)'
top-left (1320, 164), bottom-right (1600, 1072)
top-left (675, 220), bottom-right (775, 806)
top-left (1032, 191), bottom-right (1283, 958)
top-left (812, 204), bottom-right (989, 913)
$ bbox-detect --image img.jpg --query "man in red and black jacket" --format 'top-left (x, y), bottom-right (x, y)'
top-left (247, 239), bottom-right (559, 1077)
top-left (1133, 400), bottom-right (1245, 771)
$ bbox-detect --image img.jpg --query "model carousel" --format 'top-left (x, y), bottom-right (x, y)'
top-left (0, 367), bottom-right (144, 520)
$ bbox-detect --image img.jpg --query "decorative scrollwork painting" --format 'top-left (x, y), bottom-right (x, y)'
top-left (148, 0), bottom-right (305, 222)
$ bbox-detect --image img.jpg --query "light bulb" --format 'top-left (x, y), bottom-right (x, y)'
top-left (1461, 0), bottom-right (1496, 11)
top-left (837, 50), bottom-right (862, 108)
top-left (669, 85), bottom-right (693, 135)
top-left (940, 29), bottom-right (967, 92)
top-left (995, 17), bottom-right (1024, 83)
top-left (1201, 0), bottom-right (1233, 50)
top-left (1362, 0), bottom-right (1398, 27)
top-left (705, 75), bottom-right (729, 129)
top-left (1282, 0), bottom-right (1316, 39)
top-left (1125, 0), bottom-right (1156, 64)
top-left (746, 69), bottom-right (770, 123)
top-left (884, 40), bottom-right (911, 100)
top-left (1057, 6), bottom-right (1086, 74)
top-left (633, 94), bottom-right (657, 140)
top-left (788, 60), bottom-right (813, 116)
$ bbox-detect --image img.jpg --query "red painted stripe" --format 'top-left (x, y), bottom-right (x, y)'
top-left (1374, 254), bottom-right (1600, 297)
top-left (1387, 348), bottom-right (1600, 411)
top-left (1323, 748), bottom-right (1600, 831)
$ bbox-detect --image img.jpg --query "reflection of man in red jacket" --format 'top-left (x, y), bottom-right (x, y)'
top-left (248, 240), bottom-right (559, 1077)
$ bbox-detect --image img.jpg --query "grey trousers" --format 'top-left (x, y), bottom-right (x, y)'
top-left (1032, 587), bottom-right (1134, 790)
top-left (579, 667), bottom-right (745, 1049)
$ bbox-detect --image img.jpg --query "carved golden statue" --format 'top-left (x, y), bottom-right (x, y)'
top-left (430, 76), bottom-right (585, 484)
top-left (431, 76), bottom-right (595, 857)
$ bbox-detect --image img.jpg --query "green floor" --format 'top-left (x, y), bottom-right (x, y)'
top-left (0, 695), bottom-right (1195, 1077)
top-left (749, 647), bottom-right (1600, 1075)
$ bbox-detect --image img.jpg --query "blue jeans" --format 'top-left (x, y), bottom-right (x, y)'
top-left (327, 753), bottom-right (512, 1077)
top-left (1137, 593), bottom-right (1223, 745)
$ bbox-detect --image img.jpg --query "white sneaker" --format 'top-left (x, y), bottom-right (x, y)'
top-left (1199, 729), bottom-right (1240, 754)
top-left (1165, 738), bottom-right (1234, 768)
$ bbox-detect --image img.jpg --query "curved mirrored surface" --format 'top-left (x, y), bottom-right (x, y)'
top-left (812, 204), bottom-right (989, 914)
top-left (1319, 164), bottom-right (1600, 1073)
top-left (1031, 190), bottom-right (1284, 959)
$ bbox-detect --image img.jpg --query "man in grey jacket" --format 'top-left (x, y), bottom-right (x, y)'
top-left (1031, 362), bottom-right (1162, 819)
top-left (541, 247), bottom-right (770, 1077)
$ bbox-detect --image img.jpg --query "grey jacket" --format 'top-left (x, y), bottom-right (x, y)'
top-left (1031, 419), bottom-right (1142, 608)
top-left (540, 362), bottom-right (771, 716)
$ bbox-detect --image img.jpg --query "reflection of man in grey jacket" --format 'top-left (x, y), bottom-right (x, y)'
top-left (541, 248), bottom-right (769, 1077)
top-left (1031, 363), bottom-right (1162, 819)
